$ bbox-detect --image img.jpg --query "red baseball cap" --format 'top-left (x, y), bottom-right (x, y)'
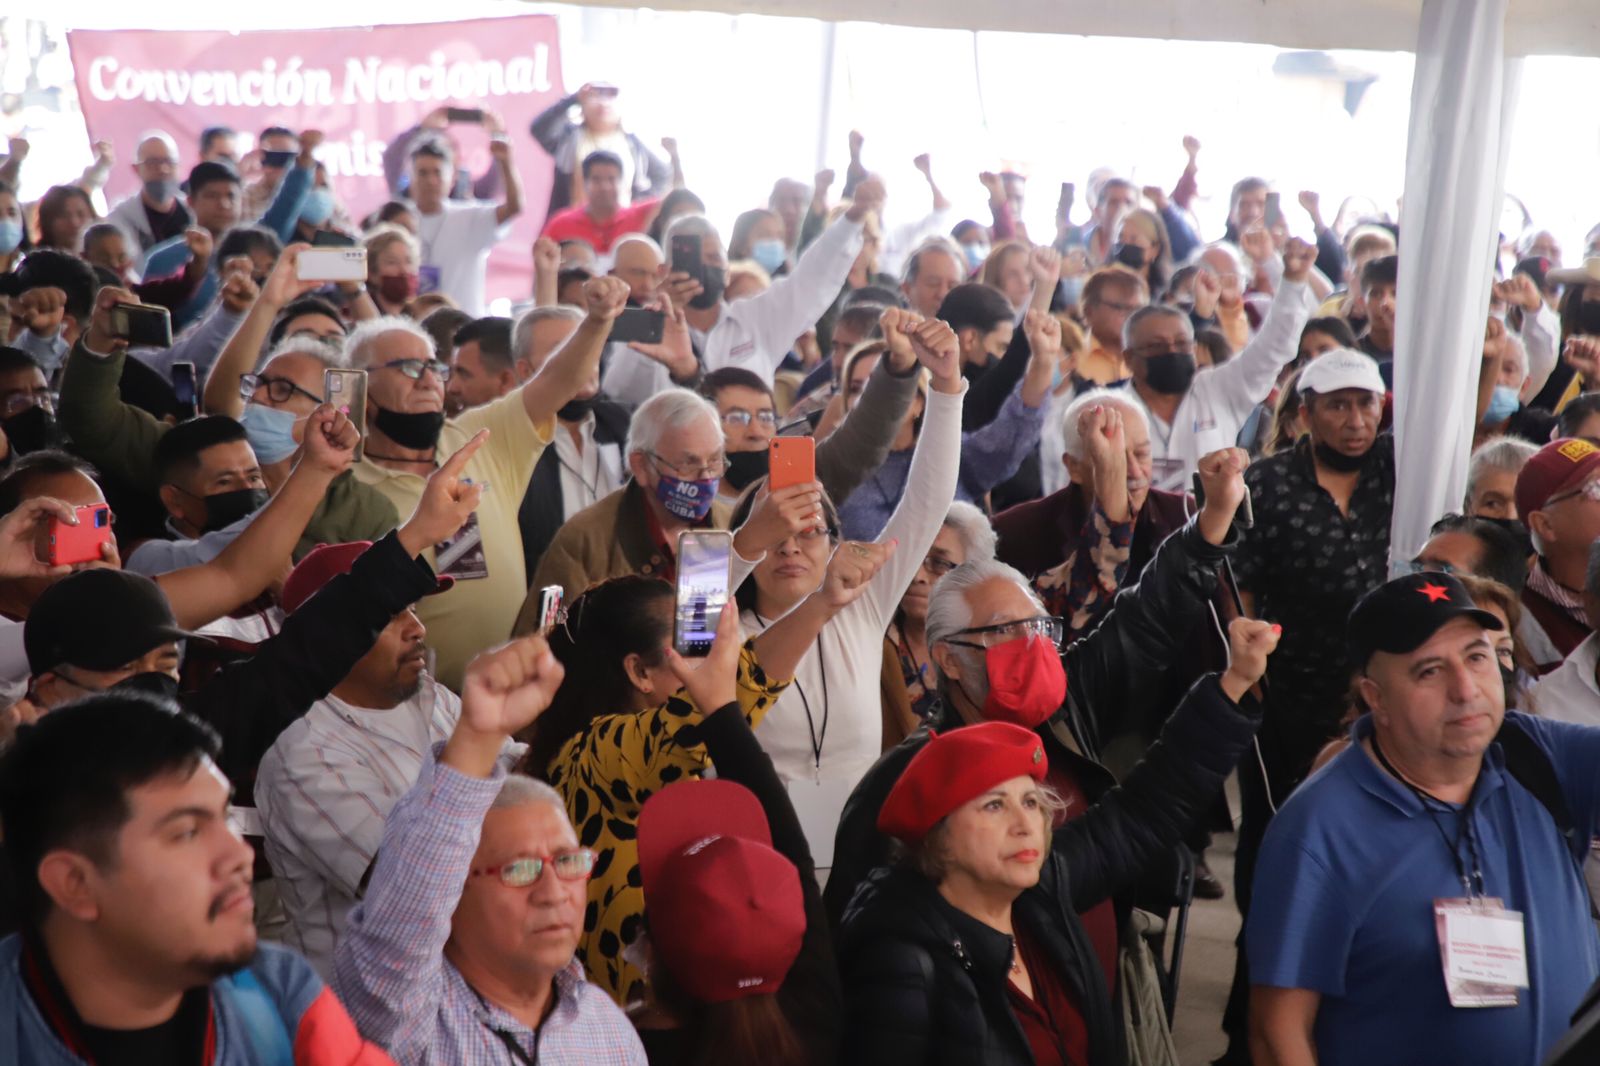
top-left (877, 721), bottom-right (1048, 844)
top-left (638, 779), bottom-right (805, 1004)
top-left (281, 541), bottom-right (454, 615)
top-left (1514, 438), bottom-right (1600, 519)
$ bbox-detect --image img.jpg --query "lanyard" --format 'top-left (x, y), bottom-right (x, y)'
top-left (1371, 734), bottom-right (1487, 898)
top-left (755, 611), bottom-right (829, 772)
top-left (472, 985), bottom-right (547, 1065)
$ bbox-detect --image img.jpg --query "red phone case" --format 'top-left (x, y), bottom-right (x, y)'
top-left (47, 504), bottom-right (113, 567)
top-left (768, 437), bottom-right (815, 491)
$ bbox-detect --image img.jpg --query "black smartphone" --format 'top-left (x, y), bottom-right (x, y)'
top-left (446, 107), bottom-right (485, 124)
top-left (170, 361), bottom-right (197, 411)
top-left (1192, 471), bottom-right (1254, 529)
top-left (670, 234), bottom-right (704, 284)
top-left (674, 531), bottom-right (732, 657)
top-left (312, 229), bottom-right (357, 248)
top-left (609, 308), bottom-right (665, 345)
top-left (261, 149), bottom-right (296, 169)
top-left (110, 302), bottom-right (173, 348)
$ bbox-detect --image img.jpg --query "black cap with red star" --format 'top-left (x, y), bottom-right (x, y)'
top-left (1347, 572), bottom-right (1505, 667)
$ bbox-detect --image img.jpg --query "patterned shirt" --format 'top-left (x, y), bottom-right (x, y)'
top-left (255, 677), bottom-right (460, 978)
top-left (332, 748), bottom-right (646, 1066)
top-left (1233, 434), bottom-right (1395, 787)
top-left (1033, 499), bottom-right (1136, 643)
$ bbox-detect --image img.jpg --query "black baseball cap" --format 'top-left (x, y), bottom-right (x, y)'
top-left (25, 569), bottom-right (198, 677)
top-left (1347, 572), bottom-right (1504, 668)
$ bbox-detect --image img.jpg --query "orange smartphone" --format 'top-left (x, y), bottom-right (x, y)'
top-left (768, 436), bottom-right (815, 492)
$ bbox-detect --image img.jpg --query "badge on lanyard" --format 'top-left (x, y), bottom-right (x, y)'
top-left (434, 509), bottom-right (489, 581)
top-left (1434, 897), bottom-right (1528, 1008)
top-left (418, 264), bottom-right (442, 295)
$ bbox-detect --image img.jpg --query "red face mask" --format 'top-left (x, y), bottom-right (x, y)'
top-left (980, 635), bottom-right (1067, 728)
top-left (377, 272), bottom-right (420, 304)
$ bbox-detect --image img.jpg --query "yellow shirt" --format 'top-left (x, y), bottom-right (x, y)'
top-left (353, 390), bottom-right (552, 689)
top-left (1080, 342), bottom-right (1130, 385)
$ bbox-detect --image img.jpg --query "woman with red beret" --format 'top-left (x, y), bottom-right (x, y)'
top-left (836, 617), bottom-right (1280, 1066)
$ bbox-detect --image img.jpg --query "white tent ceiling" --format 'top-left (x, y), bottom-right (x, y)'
top-left (548, 0), bottom-right (1600, 56)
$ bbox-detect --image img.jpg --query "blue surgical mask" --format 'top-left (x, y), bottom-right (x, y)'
top-left (964, 242), bottom-right (990, 272)
top-left (654, 472), bottom-right (718, 522)
top-left (751, 238), bottom-right (787, 275)
top-left (241, 403), bottom-right (301, 464)
top-left (300, 187), bottom-right (335, 226)
top-left (0, 219), bottom-right (21, 255)
top-left (1483, 384), bottom-right (1519, 425)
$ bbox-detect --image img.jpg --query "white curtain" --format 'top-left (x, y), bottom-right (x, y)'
top-left (1390, 0), bottom-right (1517, 569)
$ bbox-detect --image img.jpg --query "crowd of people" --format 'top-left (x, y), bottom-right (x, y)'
top-left (2, 68), bottom-right (1600, 1066)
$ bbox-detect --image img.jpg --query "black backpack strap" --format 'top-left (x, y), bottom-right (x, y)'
top-left (1497, 718), bottom-right (1587, 866)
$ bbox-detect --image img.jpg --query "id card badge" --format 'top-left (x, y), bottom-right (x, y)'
top-left (1434, 897), bottom-right (1528, 1008)
top-left (434, 510), bottom-right (489, 581)
top-left (418, 264), bottom-right (442, 295)
top-left (786, 777), bottom-right (852, 872)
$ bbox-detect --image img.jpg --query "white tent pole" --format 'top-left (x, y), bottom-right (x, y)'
top-left (1389, 0), bottom-right (1513, 571)
top-left (814, 20), bottom-right (839, 175)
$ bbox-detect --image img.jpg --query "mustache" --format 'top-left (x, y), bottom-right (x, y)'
top-left (208, 880), bottom-right (251, 920)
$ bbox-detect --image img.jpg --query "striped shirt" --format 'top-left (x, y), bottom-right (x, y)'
top-left (333, 748), bottom-right (646, 1066)
top-left (255, 678), bottom-right (460, 978)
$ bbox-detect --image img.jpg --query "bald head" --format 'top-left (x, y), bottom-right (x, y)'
top-left (610, 235), bottom-right (663, 303)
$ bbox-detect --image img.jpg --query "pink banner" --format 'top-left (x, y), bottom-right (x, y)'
top-left (67, 17), bottom-right (563, 305)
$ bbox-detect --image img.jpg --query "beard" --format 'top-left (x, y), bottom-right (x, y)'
top-left (188, 943), bottom-right (258, 981)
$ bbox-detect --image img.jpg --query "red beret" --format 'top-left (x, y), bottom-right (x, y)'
top-left (877, 721), bottom-right (1048, 844)
top-left (282, 541), bottom-right (454, 615)
top-left (1515, 438), bottom-right (1600, 519)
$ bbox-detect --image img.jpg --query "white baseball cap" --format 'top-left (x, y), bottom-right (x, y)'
top-left (1296, 348), bottom-right (1386, 395)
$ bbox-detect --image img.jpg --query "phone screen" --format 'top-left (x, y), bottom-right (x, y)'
top-left (171, 363), bottom-right (196, 407)
top-left (324, 369), bottom-right (369, 462)
top-left (674, 531), bottom-right (732, 657)
top-left (670, 234), bottom-right (704, 283)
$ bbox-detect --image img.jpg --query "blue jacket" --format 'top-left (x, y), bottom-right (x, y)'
top-left (0, 935), bottom-right (393, 1065)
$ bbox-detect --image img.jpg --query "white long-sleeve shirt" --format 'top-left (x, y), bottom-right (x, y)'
top-left (602, 216), bottom-right (865, 407)
top-left (1126, 278), bottom-right (1316, 493)
top-left (740, 381), bottom-right (964, 865)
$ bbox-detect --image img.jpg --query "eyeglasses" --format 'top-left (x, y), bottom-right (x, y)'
top-left (1400, 557), bottom-right (1459, 576)
top-left (469, 849), bottom-right (597, 887)
top-left (943, 616), bottom-right (1065, 651)
top-left (240, 373), bottom-right (324, 405)
top-left (1545, 478), bottom-right (1600, 508)
top-left (1094, 299), bottom-right (1144, 315)
top-left (721, 408), bottom-right (777, 430)
top-left (0, 389), bottom-right (53, 418)
top-left (921, 554), bottom-right (958, 577)
top-left (378, 358), bottom-right (452, 382)
top-left (649, 451), bottom-right (727, 481)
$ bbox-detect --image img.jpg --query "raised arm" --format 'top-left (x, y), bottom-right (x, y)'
top-left (813, 344), bottom-right (920, 507)
top-left (489, 135), bottom-right (523, 226)
top-left (1205, 239), bottom-right (1318, 426)
top-left (204, 244), bottom-right (327, 418)
top-left (58, 288), bottom-right (172, 488)
top-left (962, 248), bottom-right (1059, 431)
top-left (531, 237), bottom-right (560, 308)
top-left (258, 132), bottom-right (320, 243)
top-left (520, 275), bottom-right (627, 423)
top-left (132, 264), bottom-right (253, 380)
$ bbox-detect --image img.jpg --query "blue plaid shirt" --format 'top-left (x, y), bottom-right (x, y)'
top-left (333, 748), bottom-right (646, 1065)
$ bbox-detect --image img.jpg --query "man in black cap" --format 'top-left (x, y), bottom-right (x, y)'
top-left (1246, 572), bottom-right (1600, 1066)
top-left (16, 438), bottom-right (487, 788)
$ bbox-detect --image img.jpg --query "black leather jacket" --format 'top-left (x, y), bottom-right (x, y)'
top-left (825, 517), bottom-right (1235, 926)
top-left (836, 674), bottom-right (1262, 1066)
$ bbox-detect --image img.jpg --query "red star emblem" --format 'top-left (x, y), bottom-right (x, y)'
top-left (1417, 582), bottom-right (1451, 603)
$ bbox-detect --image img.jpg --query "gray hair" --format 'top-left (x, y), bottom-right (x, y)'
top-left (663, 213), bottom-right (723, 251)
top-left (941, 502), bottom-right (997, 564)
top-left (611, 233), bottom-right (663, 261)
top-left (1121, 303), bottom-right (1193, 352)
top-left (491, 773), bottom-right (569, 816)
top-left (1191, 240), bottom-right (1246, 275)
top-left (512, 304), bottom-right (584, 363)
top-left (625, 387), bottom-right (723, 458)
top-left (1500, 332), bottom-right (1528, 385)
top-left (343, 315), bottom-right (435, 371)
top-left (1059, 387), bottom-right (1150, 461)
top-left (265, 333), bottom-right (346, 371)
top-left (902, 237), bottom-right (966, 286)
top-left (925, 559), bottom-right (1044, 701)
top-left (1464, 436), bottom-right (1537, 511)
top-left (363, 222), bottom-right (419, 264)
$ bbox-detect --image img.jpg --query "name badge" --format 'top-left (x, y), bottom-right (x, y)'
top-left (418, 264), bottom-right (442, 294)
top-left (434, 510), bottom-right (489, 581)
top-left (1434, 897), bottom-right (1528, 1008)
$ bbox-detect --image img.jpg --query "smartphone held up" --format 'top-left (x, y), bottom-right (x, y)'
top-left (674, 530), bottom-right (733, 658)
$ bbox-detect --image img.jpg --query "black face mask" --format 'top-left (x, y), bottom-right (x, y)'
top-left (1313, 440), bottom-right (1372, 473)
top-left (723, 448), bottom-right (770, 492)
top-left (1577, 300), bottom-right (1600, 337)
top-left (1110, 242), bottom-right (1147, 270)
top-left (2, 405), bottom-right (68, 455)
top-left (1143, 350), bottom-right (1198, 395)
top-left (202, 486), bottom-right (269, 534)
top-left (689, 267), bottom-right (726, 311)
top-left (372, 406), bottom-right (446, 450)
top-left (114, 671), bottom-right (181, 702)
top-left (556, 395), bottom-right (597, 423)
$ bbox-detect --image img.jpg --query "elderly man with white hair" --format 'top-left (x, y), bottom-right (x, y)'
top-left (348, 274), bottom-right (629, 689)
top-left (601, 178), bottom-right (886, 407)
top-left (104, 129), bottom-right (192, 255)
top-left (824, 442), bottom-right (1258, 926)
top-left (334, 635), bottom-right (647, 1064)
